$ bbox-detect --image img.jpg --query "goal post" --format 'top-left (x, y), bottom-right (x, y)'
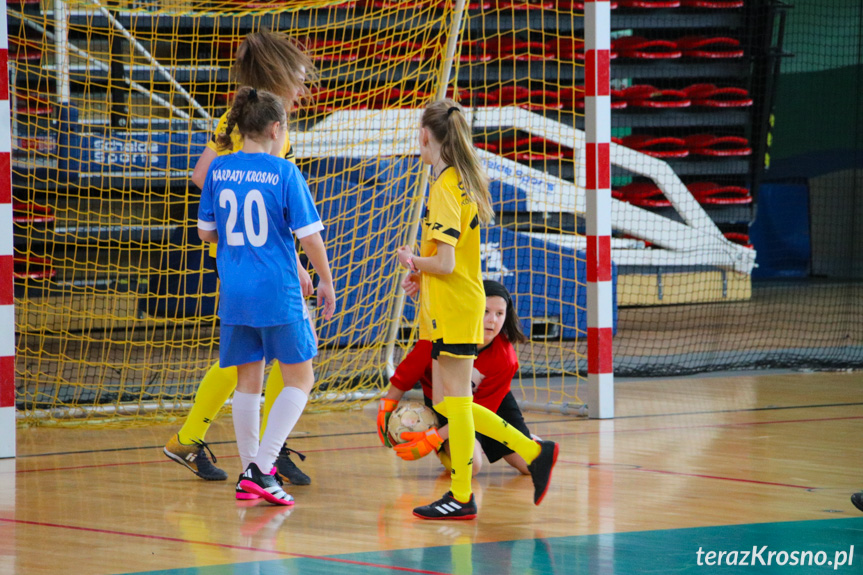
top-left (1, 0), bottom-right (16, 457)
top-left (584, 0), bottom-right (613, 419)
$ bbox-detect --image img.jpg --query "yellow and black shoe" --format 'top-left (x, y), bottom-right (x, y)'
top-left (163, 434), bottom-right (228, 481)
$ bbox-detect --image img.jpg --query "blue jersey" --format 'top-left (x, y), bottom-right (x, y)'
top-left (198, 151), bottom-right (323, 327)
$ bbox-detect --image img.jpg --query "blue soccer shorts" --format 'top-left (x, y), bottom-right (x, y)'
top-left (220, 320), bottom-right (317, 367)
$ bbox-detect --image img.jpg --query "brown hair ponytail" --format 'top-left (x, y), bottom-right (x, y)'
top-left (216, 87), bottom-right (286, 151)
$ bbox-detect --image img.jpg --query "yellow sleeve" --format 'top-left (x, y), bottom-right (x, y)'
top-left (428, 180), bottom-right (463, 248)
top-left (282, 135), bottom-right (294, 162)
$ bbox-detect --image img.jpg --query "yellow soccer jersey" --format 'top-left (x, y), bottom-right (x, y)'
top-left (205, 111), bottom-right (295, 258)
top-left (418, 167), bottom-right (485, 345)
top-left (206, 111), bottom-right (295, 161)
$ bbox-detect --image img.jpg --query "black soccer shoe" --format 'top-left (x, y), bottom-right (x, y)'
top-left (276, 444), bottom-right (311, 485)
top-left (527, 440), bottom-right (559, 505)
top-left (413, 491), bottom-right (477, 520)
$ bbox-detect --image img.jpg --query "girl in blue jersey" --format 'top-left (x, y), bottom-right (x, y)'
top-left (198, 86), bottom-right (336, 505)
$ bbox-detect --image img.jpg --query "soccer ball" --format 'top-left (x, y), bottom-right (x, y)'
top-left (387, 400), bottom-right (438, 445)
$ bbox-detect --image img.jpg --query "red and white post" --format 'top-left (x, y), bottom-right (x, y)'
top-left (0, 3), bottom-right (16, 457)
top-left (584, 0), bottom-right (614, 418)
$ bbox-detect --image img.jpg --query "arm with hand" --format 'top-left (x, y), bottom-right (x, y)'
top-left (298, 231), bottom-right (336, 321)
top-left (296, 252), bottom-right (313, 297)
top-left (192, 147), bottom-right (218, 190)
top-left (377, 386), bottom-right (405, 448)
top-left (393, 427), bottom-right (445, 461)
top-left (198, 228), bottom-right (218, 244)
top-left (397, 241), bottom-right (455, 276)
top-left (378, 340), bottom-right (434, 447)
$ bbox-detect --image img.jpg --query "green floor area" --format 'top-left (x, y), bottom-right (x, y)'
top-left (134, 517), bottom-right (863, 575)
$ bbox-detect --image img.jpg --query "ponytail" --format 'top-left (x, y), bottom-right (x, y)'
top-left (422, 99), bottom-right (494, 224)
top-left (216, 86), bottom-right (286, 151)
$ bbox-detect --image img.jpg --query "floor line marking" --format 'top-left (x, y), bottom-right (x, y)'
top-left (0, 517), bottom-right (451, 575)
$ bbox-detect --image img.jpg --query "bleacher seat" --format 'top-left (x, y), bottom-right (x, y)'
top-left (620, 85), bottom-right (691, 108)
top-left (475, 86), bottom-right (564, 111)
top-left (684, 134), bottom-right (751, 157)
top-left (682, 83), bottom-right (753, 108)
top-left (681, 0), bottom-right (743, 8)
top-left (677, 36), bottom-right (744, 59)
top-left (687, 182), bottom-right (752, 205)
top-left (613, 36), bottom-right (682, 59)
top-left (616, 134), bottom-right (689, 158)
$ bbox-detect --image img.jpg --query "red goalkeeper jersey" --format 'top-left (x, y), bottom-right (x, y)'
top-left (389, 336), bottom-right (519, 413)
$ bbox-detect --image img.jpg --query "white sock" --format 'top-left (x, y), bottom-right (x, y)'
top-left (253, 386), bottom-right (308, 472)
top-left (231, 391), bottom-right (261, 471)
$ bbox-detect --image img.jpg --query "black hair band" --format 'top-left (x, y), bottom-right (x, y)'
top-left (447, 106), bottom-right (460, 117)
top-left (249, 87), bottom-right (258, 100)
top-left (483, 279), bottom-right (512, 305)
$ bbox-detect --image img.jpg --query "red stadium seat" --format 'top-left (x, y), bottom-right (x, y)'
top-left (613, 36), bottom-right (681, 59)
top-left (482, 135), bottom-right (573, 162)
top-left (559, 87), bottom-right (627, 110)
top-left (548, 37), bottom-right (619, 61)
top-left (684, 134), bottom-right (751, 157)
top-left (13, 255), bottom-right (56, 281)
top-left (557, 1), bottom-right (619, 8)
top-left (612, 181), bottom-right (672, 208)
top-left (493, 0), bottom-right (555, 8)
top-left (480, 37), bottom-right (551, 61)
top-left (501, 136), bottom-right (571, 161)
top-left (15, 95), bottom-right (53, 116)
top-left (374, 40), bottom-right (491, 63)
top-left (12, 203), bottom-right (55, 225)
top-left (368, 88), bottom-right (433, 108)
top-left (618, 0), bottom-right (680, 7)
top-left (309, 88), bottom-right (368, 113)
top-left (677, 36), bottom-right (744, 58)
top-left (681, 0), bottom-right (743, 7)
top-left (687, 182), bottom-right (752, 204)
top-left (16, 135), bottom-right (55, 152)
top-left (620, 85), bottom-right (691, 109)
top-left (723, 232), bottom-right (753, 248)
top-left (479, 86), bottom-right (564, 110)
top-left (682, 84), bottom-right (753, 108)
top-left (362, 0), bottom-right (491, 8)
top-left (617, 134), bottom-right (689, 158)
top-left (613, 181), bottom-right (753, 209)
top-left (10, 38), bottom-right (42, 61)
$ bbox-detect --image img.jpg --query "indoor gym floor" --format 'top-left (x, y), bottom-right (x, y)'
top-left (2, 370), bottom-right (862, 574)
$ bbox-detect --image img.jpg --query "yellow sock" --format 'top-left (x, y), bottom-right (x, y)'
top-left (441, 396), bottom-right (474, 503)
top-left (471, 402), bottom-right (541, 464)
top-left (260, 362), bottom-right (285, 435)
top-left (178, 361), bottom-right (237, 444)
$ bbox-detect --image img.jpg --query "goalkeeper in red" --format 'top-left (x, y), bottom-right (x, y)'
top-left (381, 280), bottom-right (539, 476)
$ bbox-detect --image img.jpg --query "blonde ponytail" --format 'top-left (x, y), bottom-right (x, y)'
top-left (422, 100), bottom-right (493, 224)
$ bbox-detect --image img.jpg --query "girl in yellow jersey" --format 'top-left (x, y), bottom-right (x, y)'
top-left (394, 100), bottom-right (559, 519)
top-left (163, 31), bottom-right (317, 487)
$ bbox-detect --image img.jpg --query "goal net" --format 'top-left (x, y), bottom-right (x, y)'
top-left (9, 0), bottom-right (594, 423)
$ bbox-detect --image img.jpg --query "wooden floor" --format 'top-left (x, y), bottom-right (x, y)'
top-left (2, 370), bottom-right (862, 574)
